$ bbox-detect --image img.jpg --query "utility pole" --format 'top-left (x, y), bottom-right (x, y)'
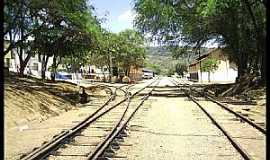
top-left (199, 48), bottom-right (202, 83)
top-left (109, 53), bottom-right (112, 82)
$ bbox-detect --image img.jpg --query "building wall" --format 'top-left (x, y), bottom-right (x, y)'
top-left (188, 48), bottom-right (238, 83)
top-left (129, 66), bottom-right (143, 81)
top-left (4, 47), bottom-right (54, 79)
top-left (81, 65), bottom-right (110, 80)
top-left (188, 63), bottom-right (199, 73)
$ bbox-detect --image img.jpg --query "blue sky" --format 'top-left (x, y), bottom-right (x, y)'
top-left (88, 0), bottom-right (217, 47)
top-left (89, 0), bottom-right (136, 33)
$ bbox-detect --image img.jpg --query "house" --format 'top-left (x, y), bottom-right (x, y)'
top-left (129, 66), bottom-right (143, 81)
top-left (188, 48), bottom-right (238, 83)
top-left (81, 65), bottom-right (110, 81)
top-left (82, 65), bottom-right (144, 82)
top-left (4, 40), bottom-right (144, 83)
top-left (4, 40), bottom-right (54, 78)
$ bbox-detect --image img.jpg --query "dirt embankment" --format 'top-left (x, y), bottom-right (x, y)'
top-left (4, 75), bottom-right (81, 130)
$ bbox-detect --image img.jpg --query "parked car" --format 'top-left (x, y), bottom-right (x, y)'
top-left (142, 69), bottom-right (154, 79)
top-left (55, 72), bottom-right (72, 80)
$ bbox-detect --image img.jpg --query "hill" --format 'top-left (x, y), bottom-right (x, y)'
top-left (144, 46), bottom-right (198, 75)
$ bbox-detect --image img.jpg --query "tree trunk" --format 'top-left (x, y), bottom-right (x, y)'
top-left (124, 68), bottom-right (128, 76)
top-left (51, 55), bottom-right (57, 82)
top-left (41, 55), bottom-right (49, 80)
top-left (237, 60), bottom-right (247, 82)
top-left (127, 67), bottom-right (130, 77)
top-left (260, 53), bottom-right (265, 85)
top-left (242, 0), bottom-right (265, 84)
top-left (18, 53), bottom-right (32, 77)
top-left (102, 70), bottom-right (106, 82)
top-left (108, 64), bottom-right (112, 82)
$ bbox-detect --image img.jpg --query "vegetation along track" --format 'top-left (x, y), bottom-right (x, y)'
top-left (170, 78), bottom-right (265, 160)
top-left (21, 78), bottom-right (159, 160)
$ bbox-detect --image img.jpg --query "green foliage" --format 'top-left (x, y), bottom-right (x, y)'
top-left (166, 67), bottom-right (175, 77)
top-left (133, 0), bottom-right (266, 82)
top-left (175, 63), bottom-right (188, 76)
top-left (117, 29), bottom-right (145, 75)
top-left (201, 57), bottom-right (219, 72)
top-left (144, 61), bottom-right (161, 74)
top-left (86, 29), bottom-right (146, 76)
top-left (4, 0), bottom-right (103, 78)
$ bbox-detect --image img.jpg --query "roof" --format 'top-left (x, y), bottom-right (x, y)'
top-left (142, 68), bottom-right (153, 72)
top-left (195, 48), bottom-right (219, 61)
top-left (189, 48), bottom-right (220, 66)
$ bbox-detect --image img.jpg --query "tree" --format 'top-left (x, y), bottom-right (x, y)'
top-left (30, 0), bottom-right (101, 80)
top-left (4, 0), bottom-right (34, 56)
top-left (4, 0), bottom-right (40, 76)
top-left (145, 62), bottom-right (161, 75)
top-left (89, 31), bottom-right (121, 81)
top-left (117, 29), bottom-right (145, 76)
top-left (201, 57), bottom-right (219, 82)
top-left (175, 63), bottom-right (187, 77)
top-left (133, 0), bottom-right (266, 84)
top-left (166, 67), bottom-right (175, 77)
top-left (4, 0), bottom-right (102, 80)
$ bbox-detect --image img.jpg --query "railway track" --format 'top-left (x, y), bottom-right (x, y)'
top-left (21, 78), bottom-right (160, 160)
top-left (170, 78), bottom-right (265, 160)
top-left (173, 78), bottom-right (266, 132)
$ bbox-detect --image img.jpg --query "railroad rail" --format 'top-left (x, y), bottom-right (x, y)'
top-left (21, 78), bottom-right (159, 160)
top-left (20, 84), bottom-right (122, 160)
top-left (173, 78), bottom-right (266, 134)
top-left (170, 78), bottom-right (265, 160)
top-left (88, 79), bottom-right (160, 160)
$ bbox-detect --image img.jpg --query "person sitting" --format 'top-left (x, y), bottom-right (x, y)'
top-left (79, 87), bottom-right (88, 103)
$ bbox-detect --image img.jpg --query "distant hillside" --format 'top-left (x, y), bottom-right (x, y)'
top-left (144, 46), bottom-right (201, 75)
top-left (144, 46), bottom-right (176, 75)
top-left (145, 46), bottom-right (172, 56)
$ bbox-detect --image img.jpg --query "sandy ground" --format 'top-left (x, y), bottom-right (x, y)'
top-left (4, 76), bottom-right (265, 160)
top-left (4, 75), bottom-right (110, 160)
top-left (4, 76), bottom-right (155, 160)
top-left (4, 96), bottom-right (109, 160)
top-left (197, 100), bottom-right (265, 160)
top-left (114, 98), bottom-right (244, 160)
top-left (4, 76), bottom-right (80, 129)
top-left (111, 78), bottom-right (246, 160)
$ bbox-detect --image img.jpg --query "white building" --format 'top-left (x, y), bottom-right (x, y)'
top-left (188, 48), bottom-right (238, 83)
top-left (81, 65), bottom-right (110, 81)
top-left (4, 45), bottom-right (54, 79)
top-left (4, 41), bottom-right (116, 82)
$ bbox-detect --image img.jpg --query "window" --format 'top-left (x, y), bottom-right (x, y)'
top-left (31, 63), bottom-right (38, 70)
top-left (4, 58), bottom-right (10, 68)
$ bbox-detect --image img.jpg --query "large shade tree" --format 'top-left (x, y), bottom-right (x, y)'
top-left (30, 0), bottom-right (102, 80)
top-left (133, 0), bottom-right (266, 84)
top-left (87, 29), bottom-right (146, 81)
top-left (117, 29), bottom-right (145, 76)
top-left (4, 0), bottom-right (103, 80)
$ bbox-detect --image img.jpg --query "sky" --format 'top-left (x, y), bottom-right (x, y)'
top-left (89, 0), bottom-right (136, 33)
top-left (88, 0), bottom-right (217, 48)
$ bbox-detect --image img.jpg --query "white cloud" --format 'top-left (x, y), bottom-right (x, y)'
top-left (118, 10), bottom-right (136, 22)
